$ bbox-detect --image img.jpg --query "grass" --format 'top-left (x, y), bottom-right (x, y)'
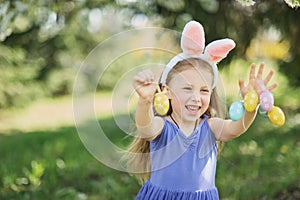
top-left (0, 119), bottom-right (140, 200)
top-left (0, 92), bottom-right (113, 133)
top-left (1, 114), bottom-right (299, 199)
top-left (217, 116), bottom-right (300, 199)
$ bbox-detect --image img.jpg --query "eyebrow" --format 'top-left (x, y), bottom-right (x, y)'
top-left (182, 83), bottom-right (193, 87)
top-left (182, 83), bottom-right (210, 89)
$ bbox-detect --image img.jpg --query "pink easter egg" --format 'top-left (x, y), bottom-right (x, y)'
top-left (259, 90), bottom-right (274, 112)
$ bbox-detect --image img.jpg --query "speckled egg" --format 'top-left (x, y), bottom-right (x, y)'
top-left (244, 91), bottom-right (259, 112)
top-left (259, 90), bottom-right (274, 112)
top-left (229, 101), bottom-right (245, 121)
top-left (268, 106), bottom-right (285, 126)
top-left (154, 93), bottom-right (169, 116)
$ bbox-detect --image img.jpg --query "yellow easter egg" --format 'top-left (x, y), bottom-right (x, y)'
top-left (244, 91), bottom-right (259, 112)
top-left (268, 106), bottom-right (285, 126)
top-left (154, 93), bottom-right (169, 116)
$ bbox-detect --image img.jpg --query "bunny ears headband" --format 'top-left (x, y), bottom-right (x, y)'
top-left (160, 20), bottom-right (236, 89)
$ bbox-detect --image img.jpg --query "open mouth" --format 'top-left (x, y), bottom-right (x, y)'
top-left (185, 105), bottom-right (201, 112)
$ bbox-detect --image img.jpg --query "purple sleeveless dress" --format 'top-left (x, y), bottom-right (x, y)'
top-left (136, 115), bottom-right (219, 200)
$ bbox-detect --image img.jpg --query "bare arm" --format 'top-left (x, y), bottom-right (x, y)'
top-left (210, 63), bottom-right (278, 142)
top-left (209, 110), bottom-right (257, 142)
top-left (133, 69), bottom-right (164, 141)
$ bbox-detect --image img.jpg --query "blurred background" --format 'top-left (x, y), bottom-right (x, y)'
top-left (0, 0), bottom-right (299, 199)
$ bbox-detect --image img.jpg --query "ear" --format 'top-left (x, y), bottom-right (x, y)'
top-left (204, 38), bottom-right (236, 63)
top-left (181, 21), bottom-right (205, 56)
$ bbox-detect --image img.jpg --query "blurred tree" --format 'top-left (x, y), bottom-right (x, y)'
top-left (128, 0), bottom-right (300, 85)
top-left (0, 0), bottom-right (127, 108)
top-left (0, 0), bottom-right (299, 108)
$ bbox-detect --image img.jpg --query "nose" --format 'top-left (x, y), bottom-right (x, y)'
top-left (192, 91), bottom-right (201, 103)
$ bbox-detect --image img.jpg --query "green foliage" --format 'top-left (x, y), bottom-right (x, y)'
top-left (0, 0), bottom-right (300, 110)
top-left (4, 160), bottom-right (46, 194)
top-left (0, 1), bottom-right (128, 109)
top-left (131, 0), bottom-right (300, 86)
top-left (0, 44), bottom-right (47, 108)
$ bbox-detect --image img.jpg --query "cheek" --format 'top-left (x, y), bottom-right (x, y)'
top-left (202, 95), bottom-right (211, 106)
top-left (170, 92), bottom-right (188, 109)
top-left (178, 92), bottom-right (191, 103)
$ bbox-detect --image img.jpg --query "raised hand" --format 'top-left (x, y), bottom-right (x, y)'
top-left (133, 69), bottom-right (158, 100)
top-left (238, 63), bottom-right (278, 97)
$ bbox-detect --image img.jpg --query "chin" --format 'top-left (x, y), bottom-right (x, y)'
top-left (184, 113), bottom-right (202, 122)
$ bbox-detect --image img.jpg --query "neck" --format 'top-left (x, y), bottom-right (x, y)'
top-left (169, 113), bottom-right (199, 136)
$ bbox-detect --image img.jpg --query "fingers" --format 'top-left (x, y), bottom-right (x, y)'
top-left (134, 69), bottom-right (155, 85)
top-left (257, 63), bottom-right (277, 91)
top-left (242, 62), bottom-right (277, 97)
top-left (268, 83), bottom-right (278, 91)
top-left (264, 69), bottom-right (274, 86)
top-left (238, 78), bottom-right (245, 90)
top-left (249, 62), bottom-right (277, 92)
top-left (238, 78), bottom-right (247, 97)
top-left (249, 63), bottom-right (256, 83)
top-left (256, 63), bottom-right (264, 80)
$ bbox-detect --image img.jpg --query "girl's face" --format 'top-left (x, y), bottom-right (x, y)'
top-left (167, 67), bottom-right (213, 123)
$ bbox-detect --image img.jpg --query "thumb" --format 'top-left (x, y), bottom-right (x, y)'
top-left (238, 78), bottom-right (245, 91)
top-left (238, 78), bottom-right (247, 96)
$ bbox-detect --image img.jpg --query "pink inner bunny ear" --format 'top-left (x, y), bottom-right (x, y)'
top-left (181, 21), bottom-right (205, 56)
top-left (204, 39), bottom-right (236, 63)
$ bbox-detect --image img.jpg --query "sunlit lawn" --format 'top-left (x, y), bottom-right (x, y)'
top-left (0, 94), bottom-right (299, 199)
top-left (0, 118), bottom-right (140, 200)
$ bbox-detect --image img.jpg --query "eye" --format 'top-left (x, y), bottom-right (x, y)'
top-left (201, 89), bottom-right (210, 93)
top-left (183, 87), bottom-right (192, 91)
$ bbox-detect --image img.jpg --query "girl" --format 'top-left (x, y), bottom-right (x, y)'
top-left (126, 21), bottom-right (277, 199)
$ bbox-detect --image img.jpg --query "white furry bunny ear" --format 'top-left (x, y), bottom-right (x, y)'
top-left (180, 21), bottom-right (205, 56)
top-left (161, 20), bottom-right (236, 88)
top-left (204, 39), bottom-right (236, 63)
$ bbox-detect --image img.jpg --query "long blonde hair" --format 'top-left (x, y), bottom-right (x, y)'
top-left (125, 58), bottom-right (226, 184)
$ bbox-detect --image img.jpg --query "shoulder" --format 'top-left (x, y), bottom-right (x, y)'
top-left (151, 118), bottom-right (178, 143)
top-left (141, 116), bottom-right (165, 141)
